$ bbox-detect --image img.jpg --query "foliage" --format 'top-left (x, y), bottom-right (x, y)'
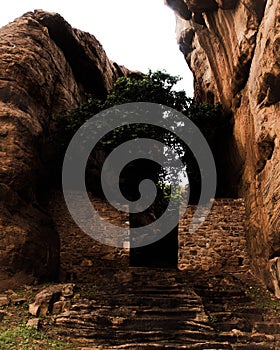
top-left (52, 69), bottom-right (222, 150)
top-left (103, 70), bottom-right (189, 110)
top-left (54, 72), bottom-right (169, 147)
top-left (52, 69), bottom-right (224, 203)
top-left (0, 320), bottom-right (73, 350)
top-left (154, 182), bottom-right (185, 217)
top-left (0, 286), bottom-right (75, 350)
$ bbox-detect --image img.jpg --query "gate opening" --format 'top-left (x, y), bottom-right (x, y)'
top-left (129, 225), bottom-right (178, 268)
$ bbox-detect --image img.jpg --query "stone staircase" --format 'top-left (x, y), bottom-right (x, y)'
top-left (192, 272), bottom-right (280, 350)
top-left (47, 192), bottom-right (280, 348)
top-left (54, 268), bottom-right (280, 349)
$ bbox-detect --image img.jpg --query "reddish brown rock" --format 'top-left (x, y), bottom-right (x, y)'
top-left (0, 295), bottom-right (10, 307)
top-left (29, 283), bottom-right (75, 316)
top-left (164, 0), bottom-right (192, 20)
top-left (167, 0), bottom-right (280, 294)
top-left (185, 0), bottom-right (218, 11)
top-left (0, 10), bottom-right (130, 290)
top-left (26, 318), bottom-right (41, 330)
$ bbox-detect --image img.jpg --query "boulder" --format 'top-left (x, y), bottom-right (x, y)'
top-left (0, 10), bottom-right (131, 289)
top-left (29, 283), bottom-right (75, 316)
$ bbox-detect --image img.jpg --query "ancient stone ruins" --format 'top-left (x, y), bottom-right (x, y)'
top-left (0, 1), bottom-right (279, 348)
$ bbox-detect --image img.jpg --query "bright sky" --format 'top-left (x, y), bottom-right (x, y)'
top-left (0, 0), bottom-right (194, 96)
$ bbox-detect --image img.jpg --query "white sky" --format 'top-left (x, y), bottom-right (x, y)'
top-left (0, 0), bottom-right (194, 96)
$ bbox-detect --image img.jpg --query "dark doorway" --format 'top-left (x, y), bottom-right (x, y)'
top-left (121, 159), bottom-right (179, 268)
top-left (129, 225), bottom-right (178, 267)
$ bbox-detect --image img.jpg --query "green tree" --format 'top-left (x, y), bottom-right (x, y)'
top-left (52, 70), bottom-right (193, 148)
top-left (52, 70), bottom-right (223, 203)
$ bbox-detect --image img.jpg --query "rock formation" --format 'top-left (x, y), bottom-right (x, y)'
top-left (0, 10), bottom-right (129, 289)
top-left (167, 0), bottom-right (280, 293)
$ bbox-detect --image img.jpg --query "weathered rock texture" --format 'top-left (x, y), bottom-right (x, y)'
top-left (167, 0), bottom-right (280, 293)
top-left (179, 198), bottom-right (250, 273)
top-left (48, 191), bottom-right (130, 283)
top-left (0, 10), bottom-right (129, 289)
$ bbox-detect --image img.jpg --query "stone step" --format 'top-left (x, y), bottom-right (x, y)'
top-left (202, 295), bottom-right (252, 305)
top-left (70, 305), bottom-right (205, 321)
top-left (57, 328), bottom-right (222, 344)
top-left (134, 307), bottom-right (206, 318)
top-left (233, 306), bottom-right (266, 315)
top-left (218, 330), bottom-right (275, 343)
top-left (87, 341), bottom-right (232, 350)
top-left (263, 314), bottom-right (280, 323)
top-left (51, 268), bottom-right (280, 349)
top-left (93, 296), bottom-right (195, 308)
top-left (124, 288), bottom-right (190, 295)
top-left (231, 344), bottom-right (274, 350)
top-left (214, 319), bottom-right (252, 332)
top-left (209, 309), bottom-right (264, 323)
top-left (232, 311), bottom-right (264, 323)
top-left (196, 289), bottom-right (247, 298)
top-left (57, 315), bottom-right (212, 334)
top-left (253, 322), bottom-right (280, 334)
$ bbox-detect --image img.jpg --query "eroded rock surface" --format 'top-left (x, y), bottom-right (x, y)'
top-left (167, 0), bottom-right (280, 293)
top-left (0, 10), bottom-right (130, 289)
top-left (29, 283), bottom-right (74, 316)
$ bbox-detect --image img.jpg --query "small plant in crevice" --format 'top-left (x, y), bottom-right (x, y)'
top-left (78, 284), bottom-right (99, 299)
top-left (209, 314), bottom-right (218, 324)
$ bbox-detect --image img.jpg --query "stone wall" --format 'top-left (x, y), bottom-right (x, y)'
top-left (49, 193), bottom-right (249, 280)
top-left (178, 198), bottom-right (250, 273)
top-left (48, 191), bottom-right (130, 283)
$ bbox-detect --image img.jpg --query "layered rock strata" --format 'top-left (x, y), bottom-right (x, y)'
top-left (167, 0), bottom-right (280, 293)
top-left (0, 10), bottom-right (129, 288)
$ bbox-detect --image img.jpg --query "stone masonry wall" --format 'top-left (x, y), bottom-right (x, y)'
top-left (48, 191), bottom-right (130, 283)
top-left (178, 198), bottom-right (250, 273)
top-left (50, 192), bottom-right (249, 281)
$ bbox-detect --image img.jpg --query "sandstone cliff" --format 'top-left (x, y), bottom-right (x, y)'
top-left (167, 0), bottom-right (280, 294)
top-left (0, 10), bottom-right (129, 289)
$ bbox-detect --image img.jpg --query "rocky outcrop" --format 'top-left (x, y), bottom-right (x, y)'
top-left (167, 0), bottom-right (280, 293)
top-left (29, 283), bottom-right (74, 316)
top-left (0, 10), bottom-right (129, 289)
